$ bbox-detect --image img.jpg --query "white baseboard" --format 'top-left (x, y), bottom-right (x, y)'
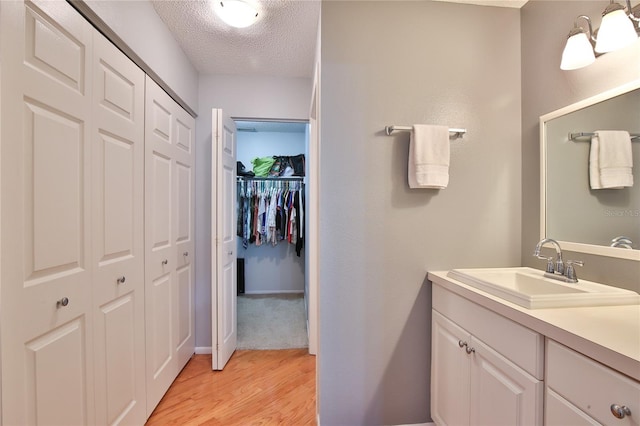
top-left (242, 290), bottom-right (304, 295)
top-left (390, 423), bottom-right (433, 426)
top-left (317, 415), bottom-right (432, 426)
top-left (195, 346), bottom-right (212, 354)
top-left (392, 423), bottom-right (433, 426)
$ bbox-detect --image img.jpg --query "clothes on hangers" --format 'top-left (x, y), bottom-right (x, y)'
top-left (236, 178), bottom-right (305, 256)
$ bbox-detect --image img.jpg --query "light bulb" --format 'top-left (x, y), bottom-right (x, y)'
top-left (595, 5), bottom-right (638, 53)
top-left (561, 31), bottom-right (596, 70)
top-left (214, 0), bottom-right (259, 28)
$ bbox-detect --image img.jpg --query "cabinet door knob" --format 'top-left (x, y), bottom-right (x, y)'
top-left (162, 259), bottom-right (168, 265)
top-left (458, 340), bottom-right (468, 348)
top-left (117, 276), bottom-right (126, 284)
top-left (611, 404), bottom-right (631, 419)
top-left (465, 346), bottom-right (475, 354)
top-left (56, 297), bottom-right (69, 308)
top-left (183, 251), bottom-right (189, 257)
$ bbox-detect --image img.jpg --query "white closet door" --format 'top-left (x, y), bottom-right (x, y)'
top-left (0, 1), bottom-right (95, 424)
top-left (144, 76), bottom-right (195, 415)
top-left (172, 103), bottom-right (196, 370)
top-left (212, 108), bottom-right (237, 370)
top-left (91, 31), bottom-right (146, 425)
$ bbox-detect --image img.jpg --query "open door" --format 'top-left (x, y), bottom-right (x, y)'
top-left (212, 109), bottom-right (237, 370)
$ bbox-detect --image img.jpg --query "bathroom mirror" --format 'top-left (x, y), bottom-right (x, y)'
top-left (540, 80), bottom-right (640, 261)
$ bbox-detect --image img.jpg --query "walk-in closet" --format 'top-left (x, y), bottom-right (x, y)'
top-left (235, 120), bottom-right (310, 350)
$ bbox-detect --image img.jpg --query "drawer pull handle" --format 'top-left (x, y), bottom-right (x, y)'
top-left (162, 259), bottom-right (168, 265)
top-left (117, 276), bottom-right (126, 284)
top-left (56, 297), bottom-right (69, 308)
top-left (458, 340), bottom-right (467, 348)
top-left (465, 346), bottom-right (475, 354)
top-left (611, 404), bottom-right (631, 419)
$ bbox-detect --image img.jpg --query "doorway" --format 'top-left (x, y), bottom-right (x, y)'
top-left (234, 119), bottom-right (310, 351)
top-left (212, 109), bottom-right (317, 370)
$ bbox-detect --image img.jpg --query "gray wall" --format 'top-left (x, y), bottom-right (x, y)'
top-left (319, 2), bottom-right (521, 424)
top-left (195, 74), bottom-right (312, 348)
top-left (521, 0), bottom-right (640, 291)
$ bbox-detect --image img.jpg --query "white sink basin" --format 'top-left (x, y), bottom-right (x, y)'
top-left (447, 267), bottom-right (640, 309)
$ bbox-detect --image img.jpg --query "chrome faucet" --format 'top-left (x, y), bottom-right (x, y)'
top-left (533, 238), bottom-right (583, 283)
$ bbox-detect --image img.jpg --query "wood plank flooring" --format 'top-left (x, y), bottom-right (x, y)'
top-left (145, 349), bottom-right (316, 425)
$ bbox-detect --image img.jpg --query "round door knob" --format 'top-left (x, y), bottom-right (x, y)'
top-left (228, 251), bottom-right (233, 256)
top-left (465, 346), bottom-right (475, 354)
top-left (117, 276), bottom-right (126, 284)
top-left (183, 251), bottom-right (189, 256)
top-left (56, 297), bottom-right (69, 308)
top-left (611, 404), bottom-right (631, 419)
top-left (162, 259), bottom-right (168, 265)
top-left (458, 340), bottom-right (468, 348)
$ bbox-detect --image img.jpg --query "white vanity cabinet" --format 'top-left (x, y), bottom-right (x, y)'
top-left (546, 339), bottom-right (640, 426)
top-left (431, 285), bottom-right (544, 426)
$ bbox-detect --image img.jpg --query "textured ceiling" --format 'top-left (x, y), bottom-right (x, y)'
top-left (151, 0), bottom-right (321, 78)
top-left (151, 0), bottom-right (527, 79)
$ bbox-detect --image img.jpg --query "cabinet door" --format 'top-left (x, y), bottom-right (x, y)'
top-left (91, 30), bottom-right (146, 425)
top-left (469, 336), bottom-right (543, 426)
top-left (431, 311), bottom-right (471, 426)
top-left (0, 1), bottom-right (95, 424)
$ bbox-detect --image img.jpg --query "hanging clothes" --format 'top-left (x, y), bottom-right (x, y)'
top-left (236, 177), bottom-right (304, 255)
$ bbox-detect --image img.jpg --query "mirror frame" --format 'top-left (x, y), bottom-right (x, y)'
top-left (540, 79), bottom-right (640, 262)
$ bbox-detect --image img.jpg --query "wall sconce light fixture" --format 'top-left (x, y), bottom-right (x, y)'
top-left (561, 0), bottom-right (639, 70)
top-left (213, 0), bottom-right (259, 28)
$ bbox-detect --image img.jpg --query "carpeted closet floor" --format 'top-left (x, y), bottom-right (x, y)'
top-left (237, 294), bottom-right (308, 350)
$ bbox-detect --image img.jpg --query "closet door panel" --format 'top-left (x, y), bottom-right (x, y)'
top-left (1, 1), bottom-right (95, 424)
top-left (176, 265), bottom-right (192, 349)
top-left (24, 0), bottom-right (87, 96)
top-left (92, 31), bottom-right (146, 425)
top-left (145, 76), bottom-right (177, 415)
top-left (172, 97), bottom-right (195, 372)
top-left (145, 75), bottom-right (195, 414)
top-left (100, 295), bottom-right (137, 422)
top-left (26, 319), bottom-right (89, 425)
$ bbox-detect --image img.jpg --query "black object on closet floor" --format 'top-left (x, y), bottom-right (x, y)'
top-left (237, 258), bottom-right (245, 294)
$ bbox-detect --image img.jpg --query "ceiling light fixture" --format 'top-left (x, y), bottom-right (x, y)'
top-left (214, 0), bottom-right (259, 29)
top-left (560, 0), bottom-right (639, 70)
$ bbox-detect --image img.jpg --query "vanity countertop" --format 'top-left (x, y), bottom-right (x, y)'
top-left (428, 270), bottom-right (640, 382)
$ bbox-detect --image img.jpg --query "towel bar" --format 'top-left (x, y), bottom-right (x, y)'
top-left (385, 125), bottom-right (466, 139)
top-left (569, 132), bottom-right (640, 141)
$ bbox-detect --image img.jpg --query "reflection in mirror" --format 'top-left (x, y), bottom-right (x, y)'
top-left (540, 81), bottom-right (640, 261)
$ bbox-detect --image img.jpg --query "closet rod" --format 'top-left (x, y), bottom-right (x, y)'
top-left (569, 132), bottom-right (640, 141)
top-left (237, 176), bottom-right (304, 181)
top-left (384, 125), bottom-right (466, 138)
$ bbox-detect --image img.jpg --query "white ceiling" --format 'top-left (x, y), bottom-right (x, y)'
top-left (151, 0), bottom-right (321, 78)
top-left (151, 0), bottom-right (527, 79)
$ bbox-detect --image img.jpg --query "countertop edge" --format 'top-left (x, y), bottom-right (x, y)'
top-left (427, 270), bottom-right (640, 382)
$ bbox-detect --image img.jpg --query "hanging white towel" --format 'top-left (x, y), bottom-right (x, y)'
top-left (408, 124), bottom-right (450, 189)
top-left (589, 130), bottom-right (633, 189)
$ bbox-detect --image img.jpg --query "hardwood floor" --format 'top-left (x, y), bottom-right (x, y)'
top-left (145, 349), bottom-right (316, 425)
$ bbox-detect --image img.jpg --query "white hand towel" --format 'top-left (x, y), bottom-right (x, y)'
top-left (589, 130), bottom-right (633, 189)
top-left (408, 124), bottom-right (450, 189)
